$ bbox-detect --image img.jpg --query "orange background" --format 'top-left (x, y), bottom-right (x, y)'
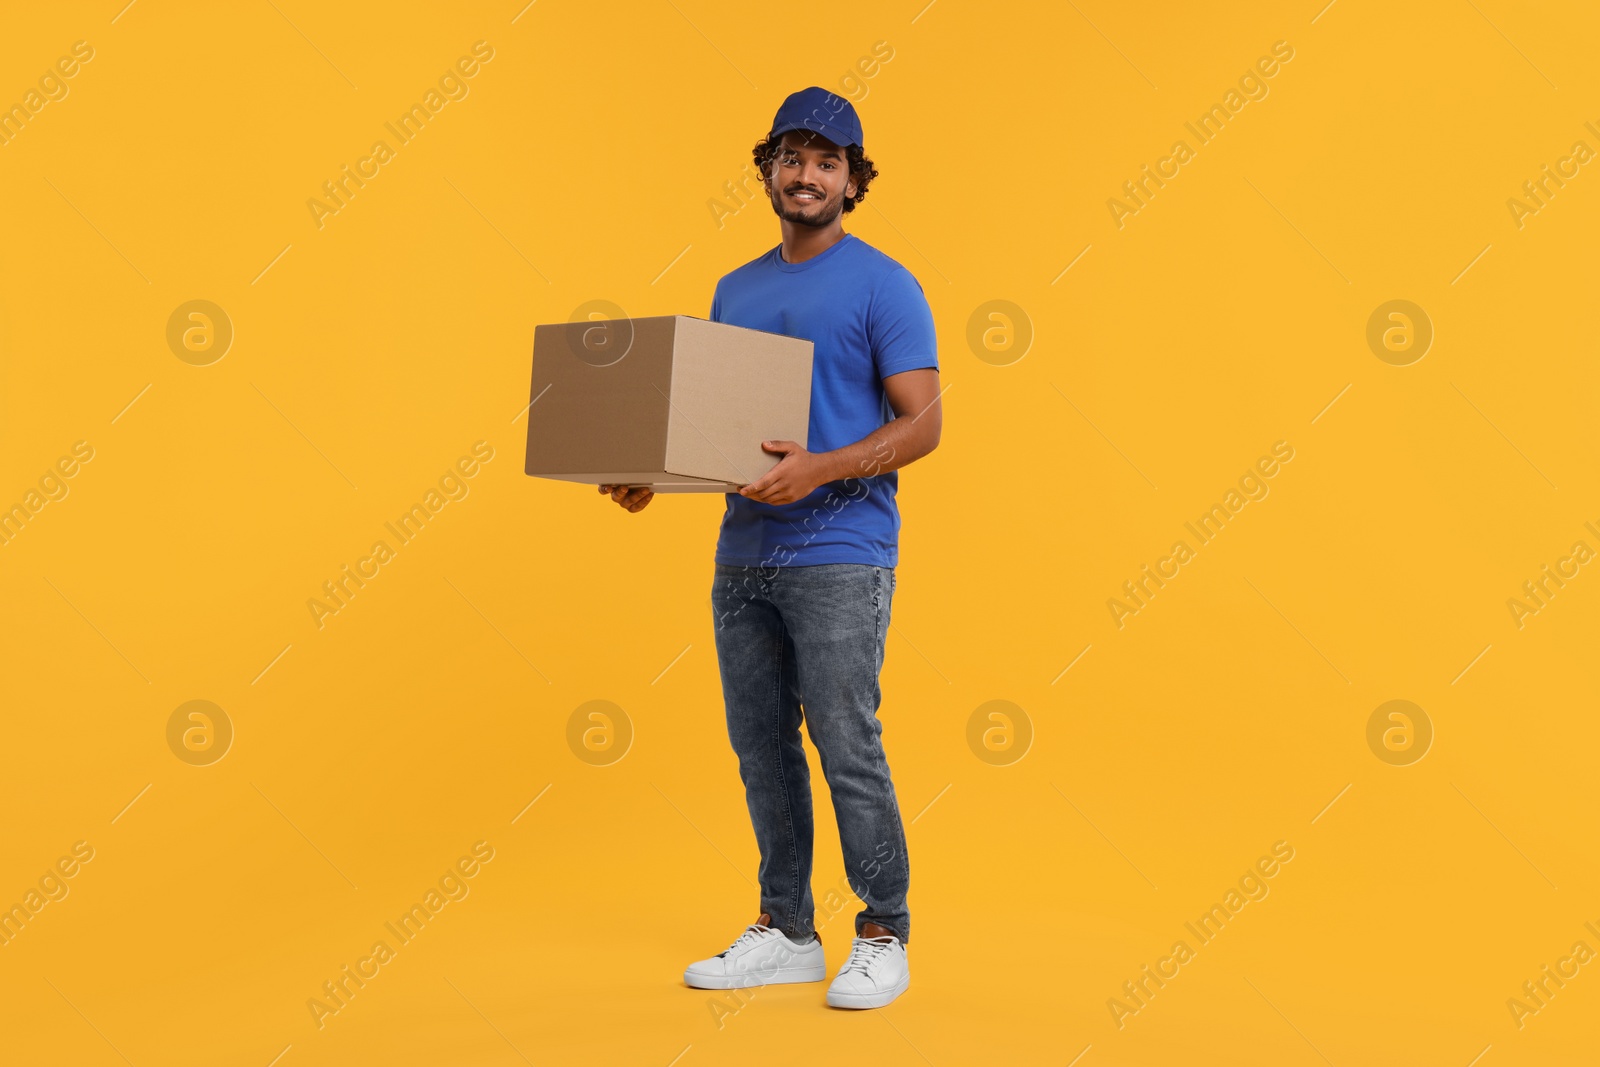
top-left (2, 1), bottom-right (1597, 1064)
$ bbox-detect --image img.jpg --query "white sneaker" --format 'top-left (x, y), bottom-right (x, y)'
top-left (683, 913), bottom-right (825, 989)
top-left (826, 933), bottom-right (909, 1008)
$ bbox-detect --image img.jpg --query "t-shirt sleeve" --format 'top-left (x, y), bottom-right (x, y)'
top-left (869, 267), bottom-right (938, 379)
top-left (709, 280), bottom-right (723, 324)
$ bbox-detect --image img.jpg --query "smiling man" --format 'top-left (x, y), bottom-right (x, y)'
top-left (602, 85), bottom-right (941, 1010)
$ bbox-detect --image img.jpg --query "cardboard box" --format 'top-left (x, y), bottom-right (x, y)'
top-left (523, 315), bottom-right (813, 493)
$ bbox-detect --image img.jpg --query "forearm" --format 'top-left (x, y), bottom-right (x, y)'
top-left (817, 412), bottom-right (938, 484)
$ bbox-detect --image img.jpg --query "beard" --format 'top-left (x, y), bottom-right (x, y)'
top-left (769, 186), bottom-right (846, 228)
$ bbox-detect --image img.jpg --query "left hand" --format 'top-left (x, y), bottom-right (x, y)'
top-left (737, 440), bottom-right (829, 505)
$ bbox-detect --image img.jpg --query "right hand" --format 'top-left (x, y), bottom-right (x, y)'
top-left (599, 483), bottom-right (654, 513)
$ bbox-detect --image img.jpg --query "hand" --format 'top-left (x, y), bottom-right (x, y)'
top-left (599, 483), bottom-right (654, 512)
top-left (737, 440), bottom-right (829, 505)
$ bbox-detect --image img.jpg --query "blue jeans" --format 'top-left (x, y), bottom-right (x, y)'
top-left (710, 562), bottom-right (911, 945)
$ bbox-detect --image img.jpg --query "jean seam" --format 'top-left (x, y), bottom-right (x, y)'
top-left (879, 567), bottom-right (906, 943)
top-left (770, 615), bottom-right (802, 936)
top-left (876, 568), bottom-right (888, 674)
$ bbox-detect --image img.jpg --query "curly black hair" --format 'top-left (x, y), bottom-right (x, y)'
top-left (753, 132), bottom-right (878, 213)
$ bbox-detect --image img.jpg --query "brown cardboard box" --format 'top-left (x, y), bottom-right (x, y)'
top-left (523, 315), bottom-right (813, 493)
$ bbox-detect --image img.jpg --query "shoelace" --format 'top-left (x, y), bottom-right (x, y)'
top-left (718, 922), bottom-right (777, 957)
top-left (837, 935), bottom-right (898, 976)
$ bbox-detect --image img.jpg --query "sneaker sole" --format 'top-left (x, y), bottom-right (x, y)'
top-left (825, 973), bottom-right (910, 1009)
top-left (683, 965), bottom-right (827, 989)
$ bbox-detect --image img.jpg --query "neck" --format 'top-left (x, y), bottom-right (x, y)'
top-left (779, 220), bottom-right (846, 265)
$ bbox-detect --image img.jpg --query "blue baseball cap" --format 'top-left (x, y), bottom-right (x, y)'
top-left (767, 86), bottom-right (863, 151)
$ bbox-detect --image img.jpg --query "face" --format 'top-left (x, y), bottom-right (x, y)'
top-left (763, 129), bottom-right (857, 228)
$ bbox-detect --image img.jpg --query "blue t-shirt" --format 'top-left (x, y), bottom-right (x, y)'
top-left (709, 232), bottom-right (938, 568)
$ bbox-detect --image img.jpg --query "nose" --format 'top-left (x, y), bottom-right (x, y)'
top-left (797, 160), bottom-right (826, 192)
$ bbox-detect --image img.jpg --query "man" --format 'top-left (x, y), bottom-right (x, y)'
top-left (600, 86), bottom-right (940, 1010)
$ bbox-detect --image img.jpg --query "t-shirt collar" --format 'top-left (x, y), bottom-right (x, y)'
top-left (773, 232), bottom-right (856, 273)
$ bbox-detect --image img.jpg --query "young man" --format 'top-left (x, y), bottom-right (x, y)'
top-left (601, 86), bottom-right (941, 1009)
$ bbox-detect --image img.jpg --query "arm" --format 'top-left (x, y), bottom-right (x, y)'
top-left (738, 367), bottom-right (942, 505)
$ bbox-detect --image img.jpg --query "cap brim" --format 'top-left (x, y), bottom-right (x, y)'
top-left (768, 122), bottom-right (858, 150)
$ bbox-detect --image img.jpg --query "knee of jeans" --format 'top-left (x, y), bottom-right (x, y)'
top-left (808, 727), bottom-right (888, 782)
top-left (802, 682), bottom-right (885, 734)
